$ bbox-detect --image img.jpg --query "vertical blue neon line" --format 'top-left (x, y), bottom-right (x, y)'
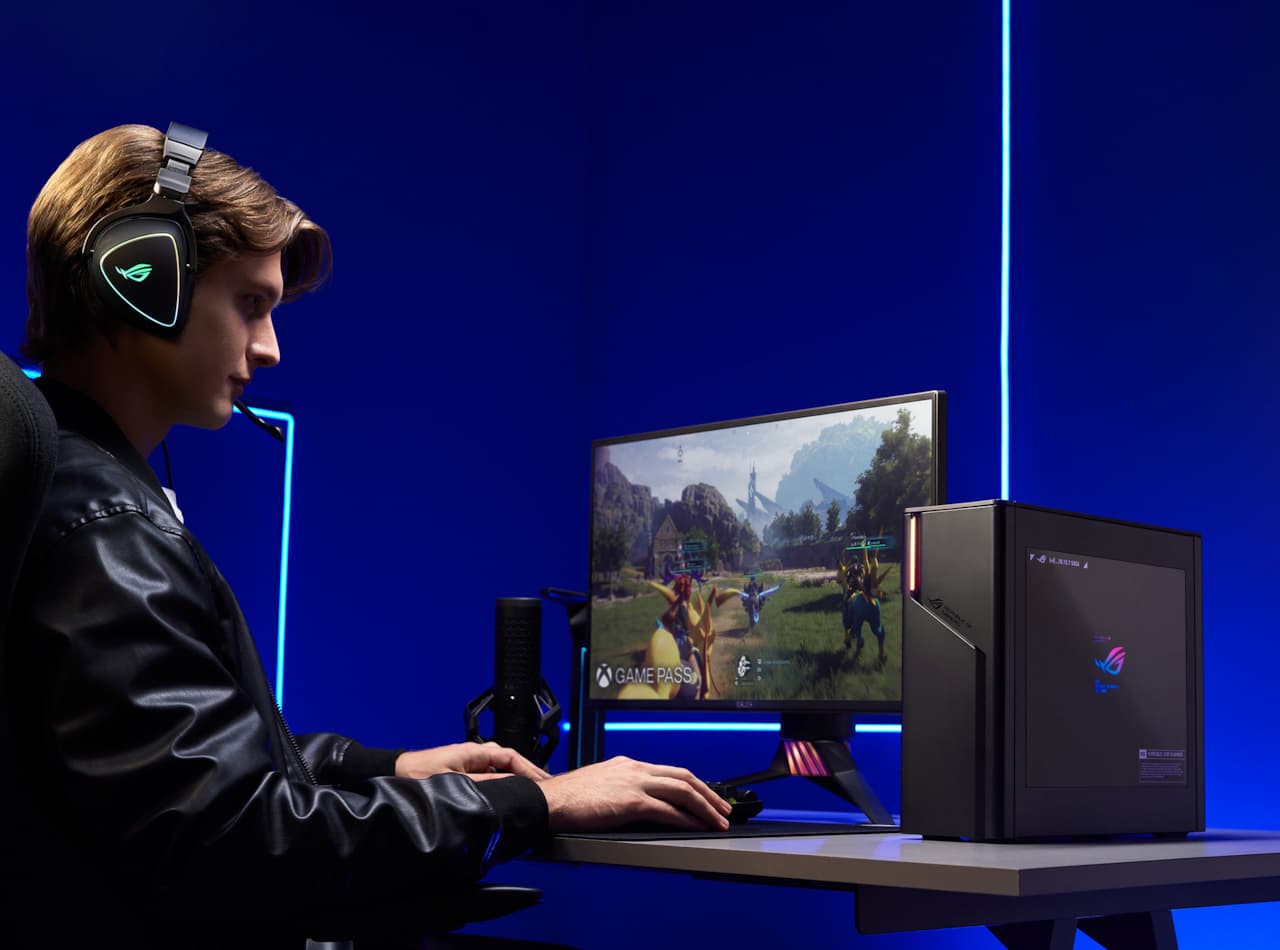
top-left (277, 416), bottom-right (294, 708)
top-left (577, 646), bottom-right (587, 758)
top-left (241, 406), bottom-right (296, 711)
top-left (231, 403), bottom-right (296, 710)
top-left (1000, 0), bottom-right (1012, 500)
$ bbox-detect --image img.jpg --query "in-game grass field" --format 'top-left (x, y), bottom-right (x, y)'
top-left (590, 564), bottom-right (901, 704)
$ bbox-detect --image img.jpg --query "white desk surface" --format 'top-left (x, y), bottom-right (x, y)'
top-left (548, 826), bottom-right (1280, 898)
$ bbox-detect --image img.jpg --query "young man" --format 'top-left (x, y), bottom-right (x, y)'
top-left (9, 124), bottom-right (729, 947)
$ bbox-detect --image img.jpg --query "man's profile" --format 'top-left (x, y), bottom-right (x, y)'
top-left (7, 123), bottom-right (729, 948)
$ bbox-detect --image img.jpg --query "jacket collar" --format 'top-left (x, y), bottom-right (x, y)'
top-left (35, 377), bottom-right (167, 500)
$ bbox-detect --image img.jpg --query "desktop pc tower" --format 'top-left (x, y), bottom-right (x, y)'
top-left (901, 501), bottom-right (1204, 841)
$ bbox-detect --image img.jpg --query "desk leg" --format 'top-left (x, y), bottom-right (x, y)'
top-left (1077, 910), bottom-right (1178, 949)
top-left (855, 883), bottom-right (1204, 940)
top-left (989, 918), bottom-right (1076, 950)
top-left (986, 911), bottom-right (1178, 950)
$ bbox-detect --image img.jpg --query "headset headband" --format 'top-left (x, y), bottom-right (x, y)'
top-left (154, 122), bottom-right (208, 198)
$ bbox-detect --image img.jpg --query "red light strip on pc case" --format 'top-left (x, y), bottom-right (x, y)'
top-left (907, 513), bottom-right (919, 597)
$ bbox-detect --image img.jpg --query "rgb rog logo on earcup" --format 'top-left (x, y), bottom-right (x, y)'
top-left (115, 263), bottom-right (154, 282)
top-left (98, 230), bottom-right (181, 328)
top-left (86, 210), bottom-right (190, 337)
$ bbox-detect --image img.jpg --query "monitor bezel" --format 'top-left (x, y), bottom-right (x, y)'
top-left (586, 389), bottom-right (947, 713)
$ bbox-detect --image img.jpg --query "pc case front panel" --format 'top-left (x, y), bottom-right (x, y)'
top-left (902, 599), bottom-right (983, 837)
top-left (1011, 506), bottom-right (1203, 838)
top-left (902, 501), bottom-right (1004, 839)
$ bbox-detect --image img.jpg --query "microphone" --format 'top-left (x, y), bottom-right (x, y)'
top-left (234, 399), bottom-right (285, 442)
top-left (465, 597), bottom-right (561, 767)
top-left (493, 597), bottom-right (542, 755)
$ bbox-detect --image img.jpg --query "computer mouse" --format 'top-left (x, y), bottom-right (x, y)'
top-left (707, 782), bottom-right (764, 824)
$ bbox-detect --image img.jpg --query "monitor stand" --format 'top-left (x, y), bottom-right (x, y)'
top-left (720, 712), bottom-right (893, 825)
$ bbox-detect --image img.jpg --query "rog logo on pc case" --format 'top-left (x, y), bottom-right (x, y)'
top-left (115, 263), bottom-right (153, 282)
top-left (924, 596), bottom-right (973, 630)
top-left (1094, 646), bottom-right (1127, 676)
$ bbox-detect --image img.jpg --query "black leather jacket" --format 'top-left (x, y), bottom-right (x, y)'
top-left (5, 380), bottom-right (548, 946)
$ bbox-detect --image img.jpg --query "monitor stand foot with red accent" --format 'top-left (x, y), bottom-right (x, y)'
top-left (721, 713), bottom-right (894, 826)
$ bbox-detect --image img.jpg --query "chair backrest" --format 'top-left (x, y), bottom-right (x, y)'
top-left (0, 353), bottom-right (57, 640)
top-left (0, 354), bottom-right (57, 917)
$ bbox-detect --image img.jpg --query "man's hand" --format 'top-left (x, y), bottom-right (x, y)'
top-left (395, 742), bottom-right (551, 782)
top-left (537, 756), bottom-right (732, 833)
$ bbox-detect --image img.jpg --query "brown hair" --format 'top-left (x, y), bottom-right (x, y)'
top-left (23, 124), bottom-right (332, 362)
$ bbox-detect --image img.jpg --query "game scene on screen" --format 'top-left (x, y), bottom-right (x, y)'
top-left (589, 400), bottom-right (935, 706)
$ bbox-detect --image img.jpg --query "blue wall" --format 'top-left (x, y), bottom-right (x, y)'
top-left (3, 1), bottom-right (1276, 946)
top-left (1010, 1), bottom-right (1280, 839)
top-left (584, 0), bottom-right (1000, 480)
top-left (1005, 6), bottom-right (1280, 942)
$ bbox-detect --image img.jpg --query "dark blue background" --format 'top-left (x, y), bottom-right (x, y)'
top-left (3, 1), bottom-right (1275, 946)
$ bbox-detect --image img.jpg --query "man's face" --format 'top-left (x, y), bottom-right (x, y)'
top-left (134, 251), bottom-right (283, 430)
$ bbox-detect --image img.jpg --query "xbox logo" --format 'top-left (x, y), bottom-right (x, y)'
top-left (595, 663), bottom-right (613, 688)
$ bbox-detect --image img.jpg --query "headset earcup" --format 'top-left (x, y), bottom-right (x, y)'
top-left (84, 201), bottom-right (196, 339)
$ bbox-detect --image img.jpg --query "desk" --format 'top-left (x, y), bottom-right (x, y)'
top-left (547, 823), bottom-right (1280, 948)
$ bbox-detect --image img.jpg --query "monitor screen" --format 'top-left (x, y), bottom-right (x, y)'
top-left (588, 391), bottom-right (945, 711)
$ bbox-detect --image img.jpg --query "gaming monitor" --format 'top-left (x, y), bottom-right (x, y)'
top-left (587, 391), bottom-right (946, 714)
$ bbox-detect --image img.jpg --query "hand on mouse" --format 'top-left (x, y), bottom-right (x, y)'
top-left (537, 756), bottom-right (732, 833)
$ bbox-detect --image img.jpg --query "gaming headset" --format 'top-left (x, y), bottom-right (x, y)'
top-left (80, 121), bottom-right (283, 441)
top-left (82, 121), bottom-right (206, 340)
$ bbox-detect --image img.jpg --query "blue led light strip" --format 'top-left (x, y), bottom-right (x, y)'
top-left (22, 369), bottom-right (295, 710)
top-left (1000, 0), bottom-right (1012, 499)
top-left (559, 722), bottom-right (901, 735)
